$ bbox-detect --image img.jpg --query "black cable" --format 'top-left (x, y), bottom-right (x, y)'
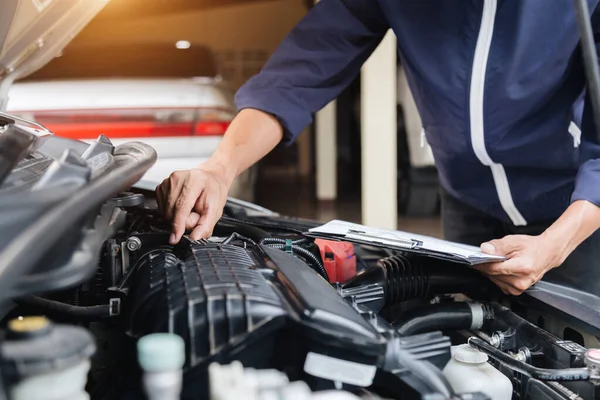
top-left (262, 241), bottom-right (329, 281)
top-left (260, 237), bottom-right (310, 246)
top-left (468, 337), bottom-right (590, 381)
top-left (289, 237), bottom-right (311, 245)
top-left (574, 0), bottom-right (600, 142)
top-left (221, 232), bottom-right (258, 246)
top-left (15, 296), bottom-right (112, 322)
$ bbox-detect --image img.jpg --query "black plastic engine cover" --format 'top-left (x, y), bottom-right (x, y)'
top-left (124, 241), bottom-right (387, 397)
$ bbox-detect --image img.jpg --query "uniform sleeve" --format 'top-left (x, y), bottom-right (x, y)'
top-left (234, 0), bottom-right (389, 146)
top-left (572, 156), bottom-right (600, 206)
top-left (572, 6), bottom-right (600, 207)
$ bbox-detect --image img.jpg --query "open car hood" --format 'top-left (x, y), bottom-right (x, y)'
top-left (0, 0), bottom-right (109, 109)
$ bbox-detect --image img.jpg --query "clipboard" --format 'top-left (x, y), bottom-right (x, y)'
top-left (305, 220), bottom-right (506, 266)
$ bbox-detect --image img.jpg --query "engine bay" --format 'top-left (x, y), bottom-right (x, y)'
top-left (4, 0), bottom-right (600, 397)
top-left (1, 127), bottom-right (600, 400)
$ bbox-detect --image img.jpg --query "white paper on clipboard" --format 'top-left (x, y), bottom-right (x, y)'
top-left (307, 220), bottom-right (506, 265)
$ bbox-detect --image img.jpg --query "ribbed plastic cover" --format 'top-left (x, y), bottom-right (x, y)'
top-left (126, 239), bottom-right (386, 400)
top-left (127, 244), bottom-right (286, 368)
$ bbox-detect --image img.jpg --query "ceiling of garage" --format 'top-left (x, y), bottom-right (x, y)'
top-left (62, 0), bottom-right (309, 88)
top-left (70, 0), bottom-right (307, 50)
top-left (91, 0), bottom-right (307, 20)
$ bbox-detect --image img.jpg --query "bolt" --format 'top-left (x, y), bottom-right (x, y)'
top-left (367, 311), bottom-right (376, 322)
top-left (513, 351), bottom-right (527, 362)
top-left (126, 236), bottom-right (142, 252)
top-left (490, 333), bottom-right (502, 348)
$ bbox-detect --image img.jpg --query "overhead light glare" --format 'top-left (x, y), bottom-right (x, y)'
top-left (176, 40), bottom-right (191, 50)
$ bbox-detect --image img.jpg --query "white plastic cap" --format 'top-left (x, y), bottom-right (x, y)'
top-left (453, 344), bottom-right (488, 364)
top-left (137, 333), bottom-right (185, 372)
top-left (585, 348), bottom-right (600, 370)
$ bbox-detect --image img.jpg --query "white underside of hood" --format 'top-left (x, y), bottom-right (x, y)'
top-left (0, 0), bottom-right (109, 110)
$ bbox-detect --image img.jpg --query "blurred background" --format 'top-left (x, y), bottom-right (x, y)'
top-left (7, 0), bottom-right (441, 237)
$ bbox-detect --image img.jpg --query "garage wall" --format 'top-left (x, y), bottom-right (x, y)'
top-left (71, 0), bottom-right (308, 88)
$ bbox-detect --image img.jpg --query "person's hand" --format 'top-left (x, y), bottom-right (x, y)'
top-left (473, 234), bottom-right (567, 296)
top-left (155, 165), bottom-right (232, 244)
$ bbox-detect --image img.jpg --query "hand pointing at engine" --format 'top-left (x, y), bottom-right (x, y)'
top-left (156, 165), bottom-right (231, 244)
top-left (155, 109), bottom-right (284, 244)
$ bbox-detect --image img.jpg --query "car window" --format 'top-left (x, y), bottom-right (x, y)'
top-left (20, 44), bottom-right (217, 81)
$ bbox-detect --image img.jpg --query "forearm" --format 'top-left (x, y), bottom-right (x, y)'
top-left (200, 109), bottom-right (283, 185)
top-left (542, 200), bottom-right (600, 264)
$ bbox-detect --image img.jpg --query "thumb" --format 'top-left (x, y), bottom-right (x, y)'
top-left (481, 236), bottom-right (520, 256)
top-left (480, 241), bottom-right (497, 254)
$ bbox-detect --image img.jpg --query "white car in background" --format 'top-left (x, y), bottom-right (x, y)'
top-left (6, 43), bottom-right (256, 201)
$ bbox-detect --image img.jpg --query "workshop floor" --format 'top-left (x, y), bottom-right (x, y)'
top-left (255, 178), bottom-right (443, 238)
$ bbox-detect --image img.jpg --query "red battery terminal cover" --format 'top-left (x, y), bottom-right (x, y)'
top-left (314, 239), bottom-right (357, 283)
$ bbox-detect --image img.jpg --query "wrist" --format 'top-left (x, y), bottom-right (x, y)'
top-left (198, 153), bottom-right (237, 187)
top-left (540, 228), bottom-right (573, 267)
top-left (541, 200), bottom-right (600, 267)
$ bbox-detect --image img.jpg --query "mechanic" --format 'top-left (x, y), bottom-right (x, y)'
top-left (156, 0), bottom-right (600, 297)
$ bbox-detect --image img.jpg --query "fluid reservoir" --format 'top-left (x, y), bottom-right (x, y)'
top-left (0, 316), bottom-right (95, 400)
top-left (137, 333), bottom-right (185, 400)
top-left (443, 344), bottom-right (512, 400)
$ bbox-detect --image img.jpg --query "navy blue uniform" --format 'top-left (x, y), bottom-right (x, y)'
top-left (236, 0), bottom-right (600, 294)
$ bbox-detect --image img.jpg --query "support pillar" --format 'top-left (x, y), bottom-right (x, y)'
top-left (360, 30), bottom-right (397, 229)
top-left (315, 101), bottom-right (337, 201)
top-left (314, 0), bottom-right (337, 202)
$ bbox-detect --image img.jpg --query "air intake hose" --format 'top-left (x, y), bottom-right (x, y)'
top-left (393, 302), bottom-right (493, 336)
top-left (213, 218), bottom-right (271, 242)
top-left (342, 254), bottom-right (492, 306)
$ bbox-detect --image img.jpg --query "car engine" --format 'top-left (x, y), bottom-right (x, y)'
top-left (1, 124), bottom-right (600, 400)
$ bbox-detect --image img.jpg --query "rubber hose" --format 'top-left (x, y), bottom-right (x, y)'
top-left (468, 337), bottom-right (591, 381)
top-left (214, 218), bottom-right (271, 242)
top-left (265, 243), bottom-right (329, 281)
top-left (393, 302), bottom-right (491, 336)
top-left (342, 254), bottom-right (491, 306)
top-left (15, 296), bottom-right (112, 322)
top-left (220, 214), bottom-right (305, 234)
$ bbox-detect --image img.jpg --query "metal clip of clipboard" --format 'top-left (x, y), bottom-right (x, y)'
top-left (345, 230), bottom-right (423, 250)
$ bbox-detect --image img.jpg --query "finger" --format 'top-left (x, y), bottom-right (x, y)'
top-left (489, 277), bottom-right (512, 295)
top-left (165, 176), bottom-right (186, 221)
top-left (189, 203), bottom-right (222, 240)
top-left (473, 262), bottom-right (505, 275)
top-left (490, 276), bottom-right (523, 296)
top-left (474, 257), bottom-right (522, 276)
top-left (155, 188), bottom-right (163, 215)
top-left (189, 209), bottom-right (219, 240)
top-left (170, 185), bottom-right (203, 244)
top-left (491, 274), bottom-right (534, 295)
top-left (185, 212), bottom-right (201, 230)
top-left (155, 179), bottom-right (168, 216)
